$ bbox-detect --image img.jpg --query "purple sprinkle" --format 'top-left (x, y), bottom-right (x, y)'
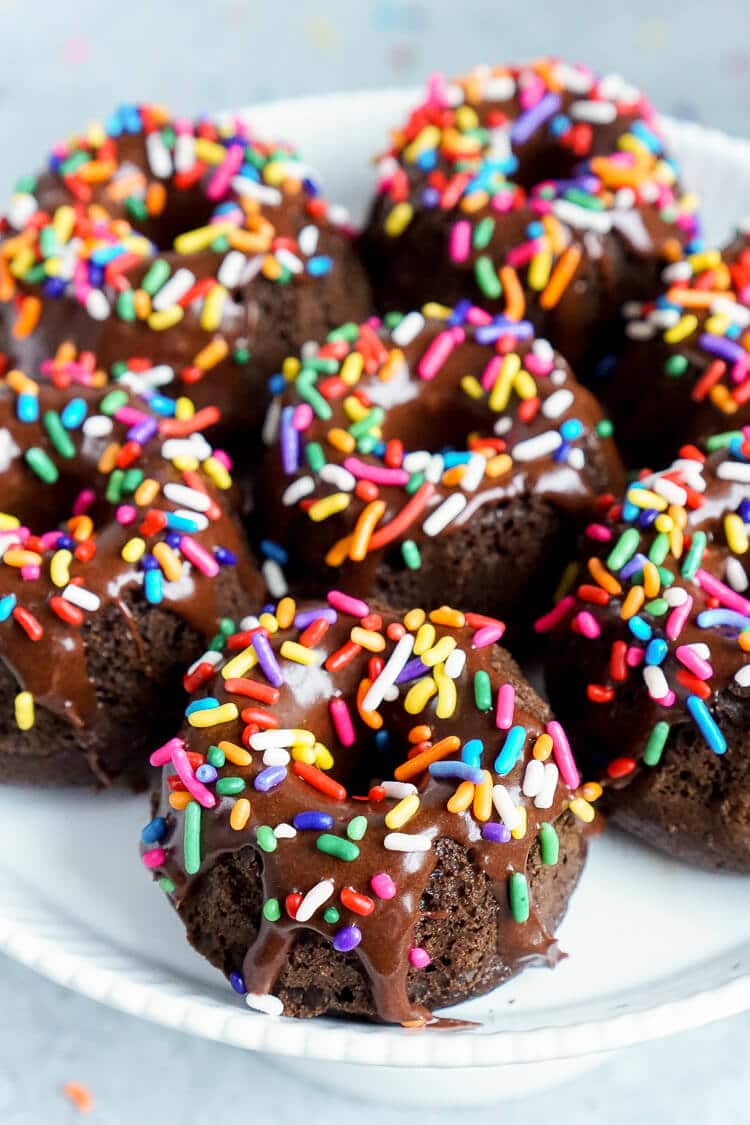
top-left (293, 607), bottom-right (337, 629)
top-left (482, 823), bottom-right (512, 844)
top-left (280, 406), bottom-right (299, 475)
top-left (429, 761), bottom-right (485, 784)
top-left (620, 552), bottom-right (650, 581)
top-left (252, 631), bottom-right (284, 687)
top-left (332, 925), bottom-right (362, 953)
top-left (699, 333), bottom-right (746, 364)
top-left (254, 765), bottom-right (288, 792)
top-left (395, 657), bottom-right (429, 684)
top-left (214, 546), bottom-right (237, 566)
top-left (293, 811), bottom-right (334, 830)
top-left (195, 764), bottom-right (218, 783)
top-left (229, 971), bottom-right (246, 995)
top-left (510, 92), bottom-right (562, 145)
top-left (127, 417), bottom-right (159, 445)
top-left (474, 317), bottom-right (534, 345)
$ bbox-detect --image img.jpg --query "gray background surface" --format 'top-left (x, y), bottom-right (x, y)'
top-left (1, 0), bottom-right (749, 1120)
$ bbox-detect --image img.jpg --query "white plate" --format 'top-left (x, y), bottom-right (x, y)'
top-left (2, 89), bottom-right (750, 1106)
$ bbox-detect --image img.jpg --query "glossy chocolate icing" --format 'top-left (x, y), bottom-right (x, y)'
top-left (145, 599), bottom-right (589, 1024)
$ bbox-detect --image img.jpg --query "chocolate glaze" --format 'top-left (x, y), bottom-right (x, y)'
top-left (146, 601), bottom-right (588, 1024)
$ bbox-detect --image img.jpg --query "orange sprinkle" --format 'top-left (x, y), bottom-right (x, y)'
top-left (447, 780), bottom-right (475, 813)
top-left (62, 1082), bottom-right (94, 1115)
top-left (13, 295), bottom-right (42, 339)
top-left (169, 791), bottom-right (192, 810)
top-left (587, 556), bottom-right (622, 596)
top-left (394, 735), bottom-right (461, 781)
top-left (408, 724), bottom-right (432, 744)
top-left (348, 500), bottom-right (386, 561)
top-left (499, 265), bottom-right (525, 321)
top-left (357, 679), bottom-right (383, 729)
top-left (540, 245), bottom-right (583, 310)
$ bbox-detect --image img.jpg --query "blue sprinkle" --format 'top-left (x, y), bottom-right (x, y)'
top-left (526, 220), bottom-right (545, 239)
top-left (165, 513), bottom-right (200, 533)
top-left (267, 372), bottom-right (285, 395)
top-left (696, 609), bottom-right (750, 632)
top-left (461, 738), bottom-right (483, 768)
top-left (560, 418), bottom-right (583, 441)
top-left (307, 255), bottom-right (332, 277)
top-left (374, 729), bottom-right (391, 751)
top-left (628, 615), bottom-right (652, 642)
top-left (195, 764), bottom-right (218, 783)
top-left (739, 499), bottom-right (750, 523)
top-left (56, 535), bottom-right (75, 550)
top-left (645, 638), bottom-right (668, 666)
top-left (229, 971), bottom-right (247, 995)
top-left (550, 113), bottom-right (571, 137)
top-left (254, 765), bottom-right (287, 792)
top-left (148, 394), bottom-right (177, 417)
top-left (421, 186), bottom-right (440, 208)
top-left (448, 298), bottom-right (472, 326)
top-left (260, 540), bottom-right (288, 564)
top-left (42, 277), bottom-right (66, 298)
top-left (630, 120), bottom-right (662, 154)
top-left (60, 397), bottom-right (87, 429)
top-left (416, 150), bottom-right (437, 172)
top-left (214, 546), bottom-right (237, 566)
top-left (140, 554), bottom-right (158, 571)
top-left (494, 725), bottom-right (527, 776)
top-left (686, 695), bottom-right (727, 754)
top-left (0, 593), bottom-right (17, 621)
top-left (17, 393), bottom-right (39, 423)
top-left (429, 761), bottom-right (484, 784)
top-left (186, 697), bottom-right (220, 715)
top-left (141, 817), bottom-right (168, 844)
top-left (144, 568), bottom-right (163, 604)
top-left (293, 811), bottom-right (334, 831)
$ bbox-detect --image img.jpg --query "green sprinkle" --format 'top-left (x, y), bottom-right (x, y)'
top-left (316, 834), bottom-right (360, 862)
top-left (263, 898), bottom-right (281, 922)
top-left (644, 598), bottom-right (669, 617)
top-left (327, 321), bottom-right (359, 342)
top-left (216, 777), bottom-right (246, 796)
top-left (474, 254), bottom-right (502, 299)
top-left (323, 906), bottom-right (340, 924)
top-left (648, 533), bottom-right (670, 566)
top-left (209, 633), bottom-right (226, 652)
top-left (210, 235), bottom-right (230, 253)
top-left (539, 823), bottom-right (559, 866)
top-left (382, 311), bottom-right (402, 330)
top-left (472, 216), bottom-right (495, 250)
top-left (60, 151), bottom-right (88, 176)
top-left (346, 815), bottom-right (367, 841)
top-left (100, 389), bottom-right (129, 415)
top-left (607, 527), bottom-right (640, 571)
top-left (233, 346), bottom-right (250, 365)
top-left (305, 442), bottom-right (325, 472)
top-left (349, 407), bottom-right (384, 440)
top-left (110, 360), bottom-right (128, 379)
top-left (595, 419), bottom-right (614, 439)
top-left (25, 447), bottom-right (58, 484)
top-left (158, 877), bottom-right (176, 895)
top-left (509, 872), bottom-right (530, 923)
top-left (357, 434), bottom-right (377, 455)
top-left (564, 188), bottom-right (605, 211)
top-left (405, 471), bottom-right (425, 495)
top-left (207, 745), bottom-right (226, 769)
top-left (219, 618), bottom-right (235, 636)
top-left (116, 289), bottom-right (136, 322)
top-left (705, 430), bottom-right (741, 451)
top-left (15, 174), bottom-right (36, 193)
top-left (657, 568), bottom-right (675, 588)
top-left (474, 669), bottom-right (492, 712)
top-left (295, 371), bottom-right (331, 420)
top-left (39, 227), bottom-right (59, 258)
top-left (184, 800), bottom-right (202, 875)
top-left (142, 258), bottom-right (171, 296)
top-left (644, 721), bottom-right (670, 766)
top-left (665, 354), bottom-right (688, 376)
top-left (682, 531), bottom-right (707, 580)
top-left (121, 468), bottom-right (143, 494)
top-left (126, 196), bottom-right (149, 222)
top-left (402, 540), bottom-right (421, 570)
top-left (307, 357), bottom-right (339, 374)
top-left (256, 825), bottom-right (278, 853)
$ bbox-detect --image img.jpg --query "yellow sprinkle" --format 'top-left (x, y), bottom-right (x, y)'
top-left (153, 541), bottom-right (183, 582)
top-left (403, 123), bottom-right (441, 162)
top-left (133, 288), bottom-right (151, 320)
top-left (447, 780), bottom-right (475, 813)
top-left (533, 733), bottom-right (553, 761)
top-left (664, 314), bottom-right (698, 345)
top-left (327, 427), bottom-right (357, 454)
top-left (429, 606), bottom-right (466, 628)
top-left (276, 597), bottom-right (296, 630)
top-left (528, 247), bottom-right (553, 292)
top-left (473, 769), bottom-right (493, 823)
top-left (488, 353), bottom-right (521, 413)
top-left (308, 493), bottom-right (351, 522)
top-left (7, 369), bottom-right (38, 395)
top-left (52, 204), bottom-right (76, 242)
top-left (171, 455), bottom-right (199, 473)
top-left (174, 221), bottom-right (236, 255)
top-left (219, 740), bottom-right (252, 767)
top-left (654, 513), bottom-right (674, 534)
top-left (194, 138), bottom-right (228, 164)
top-left (620, 585), bottom-right (645, 620)
top-left (200, 286), bottom-right (228, 333)
top-left (283, 356), bottom-right (301, 382)
top-left (514, 368), bottom-right (538, 400)
top-left (433, 661), bottom-right (457, 720)
top-left (67, 514), bottom-right (93, 541)
top-left (413, 623), bottom-right (436, 656)
top-left (404, 676), bottom-right (437, 715)
top-left (569, 796), bottom-right (596, 823)
top-left (203, 456), bottom-right (232, 491)
top-left (14, 691), bottom-right (34, 731)
top-left (725, 512), bottom-right (749, 554)
top-left (187, 703), bottom-right (239, 728)
top-left (385, 793), bottom-right (420, 830)
top-left (50, 549), bottom-right (72, 588)
top-left (230, 798), bottom-right (251, 831)
top-left (340, 352), bottom-right (364, 386)
top-left (280, 640), bottom-right (318, 666)
top-left (314, 741), bottom-right (334, 770)
top-left (582, 781), bottom-right (603, 803)
top-left (0, 513), bottom-right (21, 530)
top-left (511, 806), bottom-right (527, 840)
top-left (461, 374), bottom-right (484, 399)
top-left (384, 201), bottom-right (413, 237)
top-left (257, 613), bottom-right (279, 634)
top-left (705, 313), bottom-right (731, 336)
top-left (342, 395), bottom-right (368, 423)
top-left (148, 305), bottom-right (184, 331)
top-left (292, 744), bottom-right (317, 765)
top-left (350, 626), bottom-right (386, 652)
top-left (121, 537), bottom-right (146, 564)
top-left (421, 302), bottom-right (453, 320)
top-left (134, 478), bottom-right (160, 506)
top-left (688, 249), bottom-right (722, 272)
top-left (486, 453), bottom-right (513, 478)
top-left (404, 608), bottom-right (426, 632)
top-left (169, 791), bottom-right (193, 811)
top-left (421, 635), bottom-right (457, 667)
top-left (627, 487), bottom-right (667, 511)
top-left (670, 525), bottom-right (684, 559)
top-left (195, 335), bottom-right (229, 370)
top-left (221, 646), bottom-right (258, 679)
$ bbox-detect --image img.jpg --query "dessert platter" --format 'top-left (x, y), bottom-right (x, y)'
top-left (0, 72), bottom-right (749, 1103)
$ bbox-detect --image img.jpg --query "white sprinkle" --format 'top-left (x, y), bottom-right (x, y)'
top-left (512, 431), bottom-right (562, 462)
top-left (384, 832), bottom-right (432, 853)
top-left (262, 748), bottom-right (291, 767)
top-left (683, 642), bottom-right (710, 659)
top-left (717, 462), bottom-right (750, 483)
top-left (294, 878), bottom-right (335, 923)
top-left (251, 729), bottom-right (310, 750)
top-left (534, 763), bottom-right (559, 810)
top-left (532, 338), bottom-right (555, 362)
top-left (162, 436), bottom-right (213, 462)
top-left (662, 261), bottom-right (693, 283)
top-left (186, 650), bottom-right (222, 676)
top-left (425, 454), bottom-right (445, 484)
top-left (664, 586), bottom-right (689, 606)
top-left (381, 781), bottom-right (418, 800)
top-left (8, 192), bottom-right (37, 229)
top-left (402, 451), bottom-right (431, 474)
top-left (262, 398), bottom-right (282, 446)
top-left (216, 251), bottom-right (248, 290)
top-left (120, 364), bottom-right (176, 391)
top-left (711, 296), bottom-right (750, 327)
top-left (484, 74), bottom-right (516, 100)
top-left (239, 615), bottom-right (261, 631)
top-left (542, 389), bottom-right (575, 419)
top-left (444, 647), bottom-right (467, 680)
top-left (327, 203), bottom-right (351, 227)
top-left (62, 584), bottom-right (100, 612)
top-left (273, 823), bottom-right (297, 839)
top-left (282, 476), bottom-right (315, 506)
top-left (240, 256), bottom-right (264, 285)
top-left (163, 482), bottom-right (211, 512)
top-left (146, 131), bottom-right (173, 178)
top-left (174, 509), bottom-right (209, 532)
top-left (174, 132), bottom-right (195, 173)
top-left (320, 464), bottom-right (356, 491)
top-left (492, 784), bottom-right (521, 830)
top-left (622, 300), bottom-right (646, 318)
top-left (460, 453), bottom-right (486, 492)
top-left (275, 248), bottom-right (304, 275)
top-left (231, 176), bottom-right (282, 205)
top-left (362, 633), bottom-right (414, 712)
top-left (298, 225), bottom-right (319, 257)
top-left (735, 666), bottom-right (750, 687)
top-left (651, 308), bottom-right (681, 329)
top-left (85, 289), bottom-right (110, 321)
top-left (262, 559), bottom-right (287, 598)
top-left (726, 556), bottom-right (749, 593)
top-left (570, 99), bottom-right (617, 123)
top-left (522, 759), bottom-right (545, 798)
top-left (494, 416), bottom-right (513, 436)
top-left (80, 415), bottom-right (111, 439)
top-left (422, 493), bottom-right (467, 536)
top-left (644, 665), bottom-right (669, 701)
top-left (553, 200), bottom-right (612, 234)
top-left (613, 187), bottom-right (636, 210)
top-left (568, 448), bottom-right (585, 471)
top-left (625, 321), bottom-right (656, 341)
top-left (246, 993), bottom-right (283, 1017)
top-left (652, 478), bottom-right (687, 506)
top-left (392, 311), bottom-right (426, 347)
top-left (554, 62), bottom-right (593, 94)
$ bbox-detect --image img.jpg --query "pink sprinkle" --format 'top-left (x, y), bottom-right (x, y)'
top-left (507, 239), bottom-right (542, 268)
top-left (626, 645), bottom-right (644, 668)
top-left (343, 457), bottom-right (408, 486)
top-left (657, 690), bottom-right (677, 708)
top-left (206, 143), bottom-right (244, 200)
top-left (292, 403), bottom-right (314, 431)
top-left (417, 327), bottom-right (464, 381)
top-left (214, 449), bottom-right (233, 471)
top-left (39, 531), bottom-right (58, 549)
top-left (449, 219), bottom-right (472, 263)
top-left (142, 848), bottom-right (166, 869)
top-left (491, 189), bottom-right (516, 213)
top-left (425, 71), bottom-right (449, 108)
top-left (409, 947), bottom-right (431, 969)
top-left (574, 611), bottom-right (600, 639)
top-left (327, 590), bottom-right (369, 618)
top-left (586, 523), bottom-right (613, 543)
top-left (371, 872), bottom-right (396, 899)
top-left (150, 736), bottom-right (187, 768)
top-left (529, 196), bottom-right (553, 216)
top-left (116, 504), bottom-right (137, 526)
top-left (472, 623), bottom-right (506, 648)
top-left (330, 698), bottom-right (356, 747)
top-left (675, 644), bottom-right (712, 680)
top-left (496, 682), bottom-right (515, 730)
top-left (695, 568), bottom-right (750, 616)
top-left (171, 739), bottom-right (216, 808)
top-left (113, 405), bottom-right (147, 426)
top-left (179, 536), bottom-right (219, 577)
top-left (524, 353), bottom-right (554, 378)
top-left (73, 488), bottom-right (96, 516)
top-left (546, 721), bottom-right (580, 790)
top-left (534, 595), bottom-right (575, 633)
top-left (481, 354), bottom-right (503, 391)
top-left (466, 304), bottom-right (492, 325)
top-left (20, 565), bottom-right (40, 581)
